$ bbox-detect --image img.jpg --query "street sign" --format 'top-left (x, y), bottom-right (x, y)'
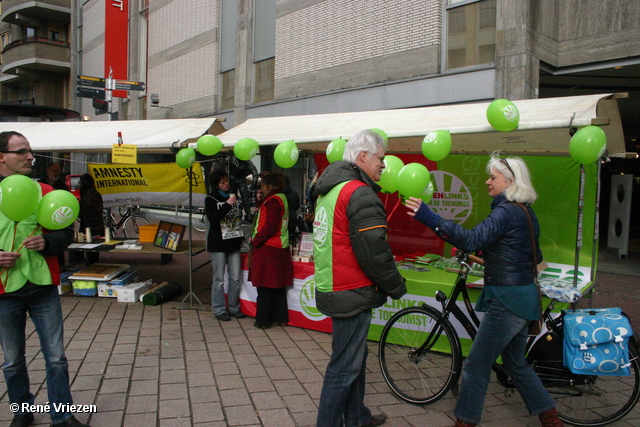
top-left (76, 75), bottom-right (106, 88)
top-left (113, 79), bottom-right (146, 91)
top-left (76, 87), bottom-right (105, 100)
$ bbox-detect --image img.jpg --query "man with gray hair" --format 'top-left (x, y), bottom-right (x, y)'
top-left (313, 129), bottom-right (406, 427)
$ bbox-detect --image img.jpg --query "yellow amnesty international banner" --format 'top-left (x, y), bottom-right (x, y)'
top-left (88, 163), bottom-right (207, 208)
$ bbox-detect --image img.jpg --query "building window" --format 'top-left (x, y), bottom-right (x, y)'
top-left (50, 30), bottom-right (60, 42)
top-left (446, 0), bottom-right (496, 70)
top-left (254, 58), bottom-right (274, 103)
top-left (1, 32), bottom-right (10, 63)
top-left (220, 69), bottom-right (235, 110)
top-left (220, 0), bottom-right (237, 110)
top-left (253, 0), bottom-right (275, 103)
top-left (25, 27), bottom-right (36, 38)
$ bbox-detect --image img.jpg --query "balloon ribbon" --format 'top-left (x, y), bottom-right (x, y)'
top-left (386, 199), bottom-right (402, 222)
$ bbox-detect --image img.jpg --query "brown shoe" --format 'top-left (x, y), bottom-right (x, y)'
top-left (538, 408), bottom-right (564, 427)
top-left (454, 419), bottom-right (477, 427)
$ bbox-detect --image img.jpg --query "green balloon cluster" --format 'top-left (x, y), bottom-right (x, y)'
top-left (0, 175), bottom-right (40, 222)
top-left (274, 140), bottom-right (299, 168)
top-left (378, 155), bottom-right (404, 194)
top-left (326, 137), bottom-right (346, 163)
top-left (487, 99), bottom-right (520, 132)
top-left (569, 126), bottom-right (607, 164)
top-left (197, 135), bottom-right (223, 156)
top-left (422, 130), bottom-right (452, 161)
top-left (234, 138), bottom-right (259, 161)
top-left (36, 190), bottom-right (80, 230)
top-left (176, 147), bottom-right (196, 168)
top-left (397, 163), bottom-right (431, 201)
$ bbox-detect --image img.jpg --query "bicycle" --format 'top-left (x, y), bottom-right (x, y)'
top-left (378, 251), bottom-right (640, 426)
top-left (104, 205), bottom-right (150, 239)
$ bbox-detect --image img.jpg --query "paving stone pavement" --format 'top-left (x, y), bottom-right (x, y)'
top-left (0, 243), bottom-right (639, 426)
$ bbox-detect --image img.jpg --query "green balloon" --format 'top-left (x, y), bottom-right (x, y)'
top-left (197, 135), bottom-right (223, 156)
top-left (486, 99), bottom-right (520, 132)
top-left (234, 138), bottom-right (259, 161)
top-left (326, 137), bottom-right (346, 163)
top-left (422, 130), bottom-right (452, 161)
top-left (0, 174), bottom-right (40, 222)
top-left (274, 140), bottom-right (299, 168)
top-left (36, 190), bottom-right (79, 230)
top-left (370, 128), bottom-right (388, 143)
top-left (569, 126), bottom-right (607, 164)
top-left (397, 163), bottom-right (431, 201)
top-left (378, 155), bottom-right (404, 194)
top-left (420, 181), bottom-right (435, 204)
top-left (176, 147), bottom-right (196, 168)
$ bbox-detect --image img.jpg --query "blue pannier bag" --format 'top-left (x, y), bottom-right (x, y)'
top-left (563, 308), bottom-right (633, 376)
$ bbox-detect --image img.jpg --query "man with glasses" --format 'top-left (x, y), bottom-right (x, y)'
top-left (313, 129), bottom-right (406, 427)
top-left (0, 132), bottom-right (90, 427)
top-left (40, 162), bottom-right (69, 191)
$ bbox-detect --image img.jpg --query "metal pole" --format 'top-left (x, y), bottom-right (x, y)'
top-left (180, 165), bottom-right (205, 309)
top-left (573, 165), bottom-right (585, 288)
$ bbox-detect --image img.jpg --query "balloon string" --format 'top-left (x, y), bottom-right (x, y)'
top-left (384, 193), bottom-right (389, 210)
top-left (13, 225), bottom-right (42, 254)
top-left (386, 199), bottom-right (402, 222)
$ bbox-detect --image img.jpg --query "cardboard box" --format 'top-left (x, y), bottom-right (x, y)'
top-left (139, 224), bottom-right (159, 243)
top-left (108, 269), bottom-right (138, 286)
top-left (59, 271), bottom-right (77, 295)
top-left (117, 281), bottom-right (152, 303)
top-left (98, 283), bottom-right (121, 298)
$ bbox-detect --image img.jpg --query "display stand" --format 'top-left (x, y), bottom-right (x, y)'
top-left (175, 165), bottom-right (206, 310)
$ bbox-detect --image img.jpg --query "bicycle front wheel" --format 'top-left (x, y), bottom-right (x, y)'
top-left (549, 342), bottom-right (640, 426)
top-left (123, 215), bottom-right (150, 239)
top-left (379, 305), bottom-right (462, 405)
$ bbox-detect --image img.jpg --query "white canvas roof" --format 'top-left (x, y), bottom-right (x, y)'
top-left (210, 93), bottom-right (627, 156)
top-left (4, 118), bottom-right (224, 153)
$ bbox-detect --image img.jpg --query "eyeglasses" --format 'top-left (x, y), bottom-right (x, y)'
top-left (1, 149), bottom-right (34, 156)
top-left (501, 158), bottom-right (515, 178)
top-left (371, 152), bottom-right (385, 163)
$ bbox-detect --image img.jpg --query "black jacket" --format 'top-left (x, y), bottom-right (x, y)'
top-left (313, 161), bottom-right (406, 317)
top-left (204, 193), bottom-right (243, 253)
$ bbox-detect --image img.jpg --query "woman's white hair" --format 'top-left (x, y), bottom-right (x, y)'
top-left (342, 129), bottom-right (387, 163)
top-left (486, 151), bottom-right (537, 204)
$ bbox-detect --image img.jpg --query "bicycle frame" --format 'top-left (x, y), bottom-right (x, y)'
top-left (431, 255), bottom-right (561, 388)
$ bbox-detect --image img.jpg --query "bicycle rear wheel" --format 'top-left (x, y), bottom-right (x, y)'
top-left (123, 215), bottom-right (150, 239)
top-left (378, 305), bottom-right (462, 405)
top-left (535, 339), bottom-right (640, 426)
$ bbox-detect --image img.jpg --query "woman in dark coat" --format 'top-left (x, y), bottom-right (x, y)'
top-left (78, 173), bottom-right (104, 265)
top-left (249, 172), bottom-right (293, 329)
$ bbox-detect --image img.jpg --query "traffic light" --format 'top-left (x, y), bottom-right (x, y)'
top-left (93, 98), bottom-right (108, 115)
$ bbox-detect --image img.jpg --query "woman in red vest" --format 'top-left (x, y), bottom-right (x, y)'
top-left (249, 172), bottom-right (294, 329)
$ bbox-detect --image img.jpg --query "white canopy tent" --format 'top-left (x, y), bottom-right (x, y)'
top-left (4, 118), bottom-right (225, 154)
top-left (208, 93), bottom-right (628, 157)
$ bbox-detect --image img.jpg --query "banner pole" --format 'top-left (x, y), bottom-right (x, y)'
top-left (590, 161), bottom-right (601, 283)
top-left (573, 165), bottom-right (585, 288)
